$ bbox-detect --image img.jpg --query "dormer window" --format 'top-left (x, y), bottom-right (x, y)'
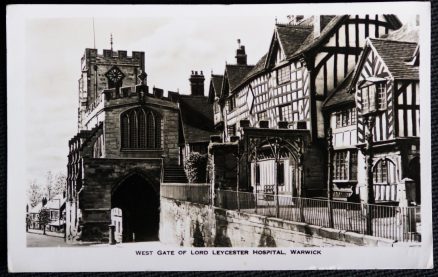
top-left (359, 77), bottom-right (387, 114)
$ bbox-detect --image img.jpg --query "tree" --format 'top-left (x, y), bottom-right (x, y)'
top-left (52, 172), bottom-right (67, 198)
top-left (184, 152), bottom-right (208, 183)
top-left (39, 208), bottom-right (50, 235)
top-left (27, 180), bottom-right (43, 208)
top-left (44, 171), bottom-right (66, 200)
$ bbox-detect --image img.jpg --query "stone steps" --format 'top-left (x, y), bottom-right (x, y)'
top-left (163, 165), bottom-right (188, 183)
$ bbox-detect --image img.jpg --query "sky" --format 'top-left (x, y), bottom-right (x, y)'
top-left (23, 9), bottom-right (278, 185)
top-left (14, 5), bottom-right (416, 185)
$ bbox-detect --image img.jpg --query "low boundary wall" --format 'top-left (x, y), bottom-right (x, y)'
top-left (159, 197), bottom-right (412, 247)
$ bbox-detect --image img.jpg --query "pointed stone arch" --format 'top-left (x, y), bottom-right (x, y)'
top-left (111, 171), bottom-right (160, 242)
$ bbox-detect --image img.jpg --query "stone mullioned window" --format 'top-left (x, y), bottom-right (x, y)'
top-left (121, 108), bottom-right (161, 149)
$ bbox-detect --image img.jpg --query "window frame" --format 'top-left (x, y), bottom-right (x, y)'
top-left (360, 79), bottom-right (387, 114)
top-left (120, 108), bottom-right (162, 150)
top-left (277, 65), bottom-right (291, 85)
top-left (335, 108), bottom-right (357, 128)
top-left (333, 149), bottom-right (358, 181)
top-left (373, 158), bottom-right (396, 185)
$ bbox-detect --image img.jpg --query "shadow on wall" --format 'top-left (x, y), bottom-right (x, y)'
top-left (258, 224), bottom-right (276, 247)
top-left (213, 210), bottom-right (232, 247)
top-left (193, 220), bottom-right (205, 247)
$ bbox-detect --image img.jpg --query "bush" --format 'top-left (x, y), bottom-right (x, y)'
top-left (185, 152), bottom-right (208, 183)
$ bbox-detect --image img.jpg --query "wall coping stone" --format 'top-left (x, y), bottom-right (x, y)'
top-left (161, 198), bottom-right (407, 247)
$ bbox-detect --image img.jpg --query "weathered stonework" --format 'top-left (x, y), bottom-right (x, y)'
top-left (67, 48), bottom-right (188, 243)
top-left (160, 197), bottom-right (406, 247)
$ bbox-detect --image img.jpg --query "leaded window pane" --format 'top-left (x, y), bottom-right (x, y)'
top-left (147, 112), bottom-right (156, 148)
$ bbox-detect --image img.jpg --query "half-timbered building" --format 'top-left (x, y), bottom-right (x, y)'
top-left (209, 15), bottom-right (403, 199)
top-left (352, 37), bottom-right (420, 205)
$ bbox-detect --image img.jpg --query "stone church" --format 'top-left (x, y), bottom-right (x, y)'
top-left (66, 48), bottom-right (216, 243)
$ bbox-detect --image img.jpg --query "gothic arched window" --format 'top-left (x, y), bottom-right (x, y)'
top-left (121, 108), bottom-right (161, 149)
top-left (373, 158), bottom-right (397, 184)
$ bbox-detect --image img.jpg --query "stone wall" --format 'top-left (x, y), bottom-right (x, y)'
top-left (103, 95), bottom-right (180, 164)
top-left (75, 158), bottom-right (161, 242)
top-left (160, 197), bottom-right (399, 247)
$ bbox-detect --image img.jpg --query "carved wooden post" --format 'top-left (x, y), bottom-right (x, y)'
top-left (268, 138), bottom-right (280, 218)
top-left (236, 152), bottom-right (240, 212)
top-left (363, 115), bottom-right (376, 235)
top-left (254, 144), bottom-right (258, 214)
top-left (298, 151), bottom-right (305, 222)
top-left (327, 128), bottom-right (334, 228)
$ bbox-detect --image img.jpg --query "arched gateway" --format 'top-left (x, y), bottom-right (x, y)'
top-left (111, 173), bottom-right (159, 242)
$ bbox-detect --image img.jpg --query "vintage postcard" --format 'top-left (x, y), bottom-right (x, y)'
top-left (7, 2), bottom-right (432, 271)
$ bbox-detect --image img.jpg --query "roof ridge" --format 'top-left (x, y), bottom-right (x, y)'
top-left (226, 64), bottom-right (255, 67)
top-left (369, 37), bottom-right (418, 44)
top-left (275, 24), bottom-right (313, 28)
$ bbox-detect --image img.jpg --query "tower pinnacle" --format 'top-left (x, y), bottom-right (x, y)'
top-left (110, 33), bottom-right (113, 52)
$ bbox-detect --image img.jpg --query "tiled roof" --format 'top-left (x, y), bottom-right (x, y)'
top-left (385, 22), bottom-right (419, 43)
top-left (242, 53), bottom-right (268, 83)
top-left (179, 95), bottom-right (218, 143)
top-left (299, 15), bottom-right (337, 31)
top-left (229, 16), bottom-right (345, 93)
top-left (225, 15), bottom-right (403, 93)
top-left (45, 194), bottom-right (66, 210)
top-left (369, 38), bottom-right (419, 79)
top-left (276, 25), bottom-right (313, 59)
top-left (225, 64), bottom-right (255, 92)
top-left (293, 16), bottom-right (349, 58)
top-left (211, 74), bottom-right (223, 97)
top-left (322, 71), bottom-right (355, 110)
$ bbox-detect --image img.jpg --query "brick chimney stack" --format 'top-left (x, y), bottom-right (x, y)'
top-left (235, 39), bottom-right (247, 65)
top-left (189, 70), bottom-right (205, 96)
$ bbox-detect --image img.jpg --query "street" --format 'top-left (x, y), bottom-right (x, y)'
top-left (26, 231), bottom-right (166, 248)
top-left (26, 232), bottom-right (72, 247)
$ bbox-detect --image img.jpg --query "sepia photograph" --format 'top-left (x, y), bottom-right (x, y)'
top-left (7, 3), bottom-right (432, 271)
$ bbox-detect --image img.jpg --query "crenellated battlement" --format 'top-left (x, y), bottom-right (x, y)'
top-left (82, 48), bottom-right (145, 62)
top-left (85, 84), bottom-right (182, 116)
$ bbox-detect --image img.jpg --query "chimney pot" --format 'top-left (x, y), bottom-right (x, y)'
top-left (189, 70), bottom-right (205, 96)
top-left (235, 42), bottom-right (247, 65)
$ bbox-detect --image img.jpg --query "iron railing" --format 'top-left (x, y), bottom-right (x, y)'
top-left (214, 189), bottom-right (421, 242)
top-left (161, 183), bottom-right (211, 205)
